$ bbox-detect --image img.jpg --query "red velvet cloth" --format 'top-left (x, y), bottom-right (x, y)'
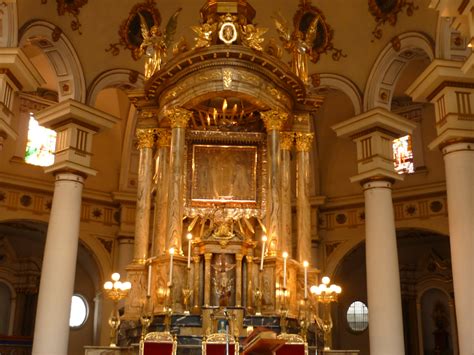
top-left (143, 342), bottom-right (173, 355)
top-left (205, 343), bottom-right (236, 355)
top-left (275, 344), bottom-right (305, 355)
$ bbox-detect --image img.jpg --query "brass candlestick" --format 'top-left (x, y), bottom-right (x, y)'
top-left (103, 273), bottom-right (131, 347)
top-left (140, 296), bottom-right (154, 341)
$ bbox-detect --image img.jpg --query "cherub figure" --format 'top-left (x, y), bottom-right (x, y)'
top-left (241, 23), bottom-right (268, 51)
top-left (191, 22), bottom-right (217, 49)
top-left (138, 8), bottom-right (182, 80)
top-left (273, 12), bottom-right (319, 84)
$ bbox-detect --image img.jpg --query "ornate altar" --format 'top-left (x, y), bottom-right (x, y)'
top-left (123, 0), bottom-right (322, 349)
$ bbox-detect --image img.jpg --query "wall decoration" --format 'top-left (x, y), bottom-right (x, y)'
top-left (41, 0), bottom-right (88, 34)
top-left (369, 0), bottom-right (418, 41)
top-left (105, 0), bottom-right (161, 60)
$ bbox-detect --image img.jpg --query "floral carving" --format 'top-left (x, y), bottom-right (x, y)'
top-left (369, 0), bottom-right (418, 41)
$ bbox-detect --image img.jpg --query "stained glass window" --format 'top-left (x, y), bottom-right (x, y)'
top-left (25, 113), bottom-right (56, 167)
top-left (393, 135), bottom-right (414, 174)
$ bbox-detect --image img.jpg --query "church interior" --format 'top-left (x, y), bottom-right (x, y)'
top-left (0, 0), bottom-right (473, 354)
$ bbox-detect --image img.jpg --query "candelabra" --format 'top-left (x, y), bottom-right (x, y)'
top-left (103, 273), bottom-right (132, 347)
top-left (276, 286), bottom-right (290, 333)
top-left (140, 296), bottom-right (154, 341)
top-left (310, 276), bottom-right (341, 351)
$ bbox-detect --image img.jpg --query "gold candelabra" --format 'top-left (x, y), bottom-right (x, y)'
top-left (103, 273), bottom-right (132, 347)
top-left (310, 276), bottom-right (342, 351)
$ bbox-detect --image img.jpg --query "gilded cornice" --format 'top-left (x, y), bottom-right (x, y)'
top-left (156, 128), bottom-right (172, 147)
top-left (295, 132), bottom-right (314, 152)
top-left (280, 132), bottom-right (295, 150)
top-left (136, 128), bottom-right (155, 149)
top-left (166, 107), bottom-right (192, 128)
top-left (261, 110), bottom-right (288, 131)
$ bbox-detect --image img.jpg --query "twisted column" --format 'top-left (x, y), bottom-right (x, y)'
top-left (152, 129), bottom-right (171, 256)
top-left (261, 110), bottom-right (288, 256)
top-left (166, 108), bottom-right (192, 254)
top-left (280, 132), bottom-right (294, 256)
top-left (133, 128), bottom-right (155, 263)
top-left (295, 132), bottom-right (313, 263)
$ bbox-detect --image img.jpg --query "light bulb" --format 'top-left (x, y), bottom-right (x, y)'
top-left (123, 281), bottom-right (132, 290)
top-left (282, 251), bottom-right (288, 259)
top-left (104, 281), bottom-right (113, 290)
top-left (169, 247), bottom-right (175, 255)
top-left (262, 235), bottom-right (267, 242)
top-left (111, 272), bottom-right (120, 281)
top-left (336, 286), bottom-right (342, 294)
top-left (303, 260), bottom-right (309, 268)
top-left (114, 281), bottom-right (122, 289)
top-left (322, 276), bottom-right (330, 285)
top-left (186, 232), bottom-right (192, 240)
top-left (310, 285), bottom-right (318, 294)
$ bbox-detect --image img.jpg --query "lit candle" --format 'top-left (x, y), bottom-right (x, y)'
top-left (186, 233), bottom-right (192, 270)
top-left (168, 248), bottom-right (175, 286)
top-left (147, 263), bottom-right (152, 297)
top-left (260, 235), bottom-right (267, 271)
top-left (282, 251), bottom-right (288, 288)
top-left (303, 261), bottom-right (309, 299)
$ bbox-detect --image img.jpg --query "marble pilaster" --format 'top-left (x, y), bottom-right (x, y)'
top-left (280, 131), bottom-right (294, 256)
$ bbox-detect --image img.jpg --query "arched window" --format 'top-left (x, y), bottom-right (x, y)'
top-left (0, 282), bottom-right (12, 335)
top-left (393, 135), bottom-right (414, 174)
top-left (346, 300), bottom-right (369, 332)
top-left (24, 113), bottom-right (56, 167)
top-left (69, 294), bottom-right (89, 328)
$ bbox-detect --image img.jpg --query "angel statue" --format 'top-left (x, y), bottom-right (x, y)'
top-left (191, 22), bottom-right (217, 49)
top-left (138, 8), bottom-right (182, 80)
top-left (273, 12), bottom-right (320, 84)
top-left (241, 23), bottom-right (268, 51)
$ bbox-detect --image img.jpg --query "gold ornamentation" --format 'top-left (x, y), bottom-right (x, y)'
top-left (241, 24), bottom-right (268, 51)
top-left (369, 0), bottom-right (418, 41)
top-left (41, 0), bottom-right (88, 34)
top-left (261, 110), bottom-right (288, 131)
top-left (191, 22), bottom-right (217, 49)
top-left (222, 69), bottom-right (232, 89)
top-left (105, 0), bottom-right (162, 60)
top-left (166, 107), bottom-right (192, 128)
top-left (218, 14), bottom-right (238, 45)
top-left (295, 132), bottom-right (314, 152)
top-left (156, 129), bottom-right (172, 147)
top-left (136, 129), bottom-right (155, 149)
top-left (280, 132), bottom-right (295, 150)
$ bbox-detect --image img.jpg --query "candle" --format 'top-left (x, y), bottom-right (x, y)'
top-left (282, 251), bottom-right (288, 288)
top-left (168, 248), bottom-right (175, 286)
top-left (260, 235), bottom-right (267, 271)
top-left (303, 261), bottom-right (309, 299)
top-left (186, 233), bottom-right (192, 269)
top-left (147, 263), bottom-right (152, 297)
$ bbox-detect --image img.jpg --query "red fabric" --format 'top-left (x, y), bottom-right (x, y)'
top-left (143, 342), bottom-right (173, 355)
top-left (205, 343), bottom-right (236, 355)
top-left (275, 344), bottom-right (305, 355)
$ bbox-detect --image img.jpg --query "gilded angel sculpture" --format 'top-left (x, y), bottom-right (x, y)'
top-left (273, 12), bottom-right (320, 84)
top-left (138, 8), bottom-right (182, 80)
top-left (241, 24), bottom-right (268, 51)
top-left (191, 22), bottom-right (217, 49)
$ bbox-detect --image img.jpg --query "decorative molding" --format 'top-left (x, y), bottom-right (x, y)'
top-left (369, 0), bottom-right (418, 41)
top-left (40, 0), bottom-right (88, 35)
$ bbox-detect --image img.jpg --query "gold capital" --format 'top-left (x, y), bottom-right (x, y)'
top-left (280, 132), bottom-right (295, 150)
top-left (156, 128), bottom-right (172, 147)
top-left (295, 132), bottom-right (314, 152)
top-left (166, 107), bottom-right (193, 128)
top-left (261, 110), bottom-right (288, 131)
top-left (246, 255), bottom-right (254, 263)
top-left (136, 128), bottom-right (155, 149)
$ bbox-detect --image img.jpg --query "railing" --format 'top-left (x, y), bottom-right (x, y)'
top-left (0, 335), bottom-right (33, 355)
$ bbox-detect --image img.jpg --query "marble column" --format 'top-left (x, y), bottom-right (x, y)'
top-left (261, 110), bottom-right (288, 256)
top-left (166, 108), bottom-right (192, 254)
top-left (235, 254), bottom-right (243, 307)
top-left (116, 236), bottom-right (134, 277)
top-left (407, 60), bottom-right (474, 355)
top-left (295, 132), bottom-right (314, 263)
top-left (133, 128), bottom-right (155, 263)
top-left (193, 255), bottom-right (201, 312)
top-left (280, 132), bottom-right (294, 256)
top-left (0, 48), bottom-right (43, 150)
top-left (333, 108), bottom-right (415, 355)
top-left (246, 255), bottom-right (254, 312)
top-left (32, 100), bottom-right (118, 355)
top-left (152, 129), bottom-right (171, 256)
top-left (204, 253), bottom-right (212, 307)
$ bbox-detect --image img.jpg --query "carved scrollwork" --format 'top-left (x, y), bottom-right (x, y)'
top-left (261, 110), bottom-right (288, 131)
top-left (166, 107), bottom-right (192, 128)
top-left (41, 0), bottom-right (88, 34)
top-left (295, 132), bottom-right (314, 152)
top-left (136, 128), bottom-right (155, 149)
top-left (369, 0), bottom-right (418, 41)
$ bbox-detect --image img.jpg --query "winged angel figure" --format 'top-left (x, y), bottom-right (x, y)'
top-left (273, 12), bottom-right (319, 84)
top-left (191, 22), bottom-right (217, 49)
top-left (241, 24), bottom-right (268, 51)
top-left (138, 8), bottom-right (182, 80)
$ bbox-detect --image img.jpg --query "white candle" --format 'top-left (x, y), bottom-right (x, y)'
top-left (168, 248), bottom-right (175, 286)
top-left (283, 251), bottom-right (288, 288)
top-left (147, 263), bottom-right (152, 297)
top-left (303, 261), bottom-right (309, 299)
top-left (186, 233), bottom-right (192, 270)
top-left (260, 235), bottom-right (267, 271)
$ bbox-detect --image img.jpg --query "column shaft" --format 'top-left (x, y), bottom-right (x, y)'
top-left (116, 236), bottom-right (134, 276)
top-left (153, 130), bottom-right (171, 256)
top-left (443, 143), bottom-right (474, 355)
top-left (133, 130), bottom-right (154, 262)
top-left (267, 129), bottom-right (281, 255)
top-left (204, 253), bottom-right (212, 306)
top-left (246, 256), bottom-right (254, 312)
top-left (280, 132), bottom-right (293, 256)
top-left (235, 254), bottom-right (243, 307)
top-left (364, 180), bottom-right (405, 355)
top-left (32, 173), bottom-right (84, 355)
top-left (193, 255), bottom-right (200, 311)
top-left (296, 133), bottom-right (313, 263)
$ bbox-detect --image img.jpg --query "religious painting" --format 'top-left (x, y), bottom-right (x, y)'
top-left (191, 144), bottom-right (257, 204)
